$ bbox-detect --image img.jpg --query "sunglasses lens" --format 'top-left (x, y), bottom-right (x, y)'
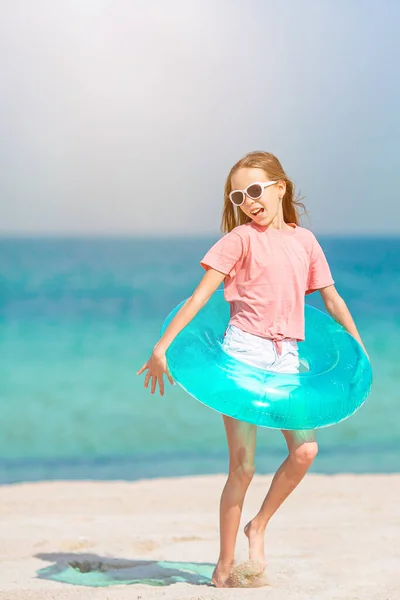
top-left (247, 184), bottom-right (263, 199)
top-left (230, 191), bottom-right (244, 206)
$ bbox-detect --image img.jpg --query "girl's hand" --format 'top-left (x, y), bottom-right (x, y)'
top-left (137, 349), bottom-right (174, 396)
top-left (136, 269), bottom-right (225, 396)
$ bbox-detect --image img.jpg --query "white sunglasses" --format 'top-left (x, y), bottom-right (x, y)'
top-left (229, 180), bottom-right (278, 207)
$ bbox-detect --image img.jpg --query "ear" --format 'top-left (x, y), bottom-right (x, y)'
top-left (278, 180), bottom-right (286, 198)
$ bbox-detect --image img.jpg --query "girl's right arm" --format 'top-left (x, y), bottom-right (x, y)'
top-left (137, 268), bottom-right (226, 396)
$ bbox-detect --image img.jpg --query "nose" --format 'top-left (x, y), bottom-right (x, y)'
top-left (245, 195), bottom-right (256, 208)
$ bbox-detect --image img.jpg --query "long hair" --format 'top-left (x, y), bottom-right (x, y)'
top-left (221, 151), bottom-right (306, 233)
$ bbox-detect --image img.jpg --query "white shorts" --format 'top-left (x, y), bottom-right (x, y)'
top-left (222, 324), bottom-right (300, 374)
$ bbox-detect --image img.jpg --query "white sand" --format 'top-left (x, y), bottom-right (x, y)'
top-left (0, 474), bottom-right (399, 599)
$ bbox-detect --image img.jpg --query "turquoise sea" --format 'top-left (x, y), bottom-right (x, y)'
top-left (0, 236), bottom-right (399, 483)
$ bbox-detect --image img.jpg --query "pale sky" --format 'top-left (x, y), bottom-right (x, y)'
top-left (0, 0), bottom-right (399, 236)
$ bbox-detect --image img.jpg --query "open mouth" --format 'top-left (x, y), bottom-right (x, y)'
top-left (251, 207), bottom-right (264, 217)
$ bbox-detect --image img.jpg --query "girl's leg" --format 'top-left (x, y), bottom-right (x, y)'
top-left (245, 429), bottom-right (318, 564)
top-left (212, 414), bottom-right (257, 587)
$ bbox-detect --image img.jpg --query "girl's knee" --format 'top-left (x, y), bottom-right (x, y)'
top-left (291, 441), bottom-right (318, 467)
top-left (229, 461), bottom-right (255, 486)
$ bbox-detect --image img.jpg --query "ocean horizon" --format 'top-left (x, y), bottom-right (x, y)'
top-left (0, 234), bottom-right (399, 483)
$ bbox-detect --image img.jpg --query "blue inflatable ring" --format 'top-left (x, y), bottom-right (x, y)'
top-left (161, 290), bottom-right (372, 430)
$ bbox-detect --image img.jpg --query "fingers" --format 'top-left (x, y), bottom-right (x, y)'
top-left (136, 362), bottom-right (148, 376)
top-left (144, 370), bottom-right (151, 389)
top-left (164, 361), bottom-right (174, 386)
top-left (151, 374), bottom-right (157, 395)
top-left (143, 368), bottom-right (161, 395)
top-left (139, 361), bottom-right (174, 396)
top-left (158, 374), bottom-right (165, 396)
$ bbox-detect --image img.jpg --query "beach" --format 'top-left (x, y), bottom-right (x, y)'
top-left (0, 474), bottom-right (399, 599)
top-left (2, 0), bottom-right (400, 596)
top-left (1, 238), bottom-right (399, 598)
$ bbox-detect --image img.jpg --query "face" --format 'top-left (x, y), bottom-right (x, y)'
top-left (230, 167), bottom-right (286, 226)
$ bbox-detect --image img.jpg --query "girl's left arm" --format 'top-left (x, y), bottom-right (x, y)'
top-left (319, 285), bottom-right (368, 357)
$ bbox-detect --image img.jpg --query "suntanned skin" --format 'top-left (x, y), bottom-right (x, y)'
top-left (138, 167), bottom-right (367, 587)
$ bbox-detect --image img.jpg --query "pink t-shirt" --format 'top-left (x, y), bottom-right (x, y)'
top-left (200, 222), bottom-right (334, 349)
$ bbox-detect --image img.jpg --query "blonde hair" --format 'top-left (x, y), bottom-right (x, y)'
top-left (221, 151), bottom-right (306, 233)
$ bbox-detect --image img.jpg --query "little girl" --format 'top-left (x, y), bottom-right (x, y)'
top-left (137, 151), bottom-right (366, 588)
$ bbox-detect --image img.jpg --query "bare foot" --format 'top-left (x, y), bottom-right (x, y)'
top-left (211, 561), bottom-right (234, 588)
top-left (229, 561), bottom-right (268, 588)
top-left (244, 519), bottom-right (267, 566)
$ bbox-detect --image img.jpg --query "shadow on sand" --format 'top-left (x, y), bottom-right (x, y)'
top-left (35, 552), bottom-right (215, 587)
